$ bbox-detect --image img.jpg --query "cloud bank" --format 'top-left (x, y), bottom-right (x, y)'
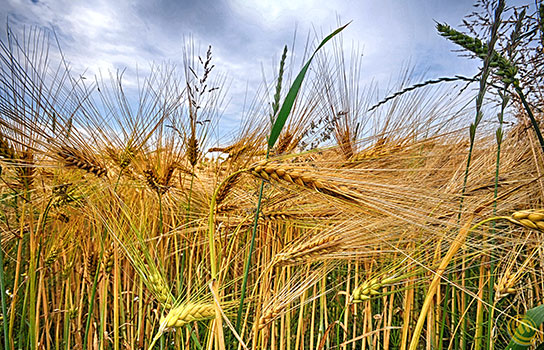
top-left (1, 0), bottom-right (502, 139)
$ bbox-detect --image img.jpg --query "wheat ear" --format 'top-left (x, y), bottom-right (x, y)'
top-left (215, 172), bottom-right (242, 205)
top-left (249, 161), bottom-right (357, 203)
top-left (143, 168), bottom-right (161, 193)
top-left (273, 234), bottom-right (343, 265)
top-left (146, 272), bottom-right (174, 308)
top-left (160, 302), bottom-right (216, 328)
top-left (352, 275), bottom-right (404, 302)
top-left (58, 145), bottom-right (107, 177)
top-left (508, 209), bottom-right (544, 231)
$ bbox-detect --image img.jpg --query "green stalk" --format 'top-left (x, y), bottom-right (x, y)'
top-left (513, 85), bottom-right (544, 154)
top-left (235, 178), bottom-right (265, 334)
top-left (205, 169), bottom-right (248, 346)
top-left (158, 192), bottom-right (163, 235)
top-left (113, 251), bottom-right (119, 350)
top-left (188, 324), bottom-right (204, 350)
top-left (99, 271), bottom-right (108, 349)
top-left (453, 4), bottom-right (503, 349)
top-left (8, 237), bottom-right (23, 350)
top-left (186, 172), bottom-right (195, 223)
top-left (63, 279), bottom-right (72, 350)
top-left (233, 45), bottom-right (288, 336)
top-left (114, 168), bottom-right (123, 192)
top-left (437, 282), bottom-right (451, 350)
top-left (210, 23), bottom-right (349, 345)
top-left (18, 281), bottom-right (30, 350)
top-left (83, 260), bottom-right (101, 349)
top-left (29, 242), bottom-right (37, 348)
top-left (486, 86), bottom-right (509, 350)
top-left (0, 231), bottom-right (9, 350)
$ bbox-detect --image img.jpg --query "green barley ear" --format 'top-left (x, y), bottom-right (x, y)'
top-left (352, 275), bottom-right (404, 302)
top-left (160, 302), bottom-right (216, 329)
top-left (270, 45), bottom-right (288, 125)
top-left (436, 22), bottom-right (518, 84)
top-left (146, 269), bottom-right (174, 308)
top-left (436, 22), bottom-right (489, 58)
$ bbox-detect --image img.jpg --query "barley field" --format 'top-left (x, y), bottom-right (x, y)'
top-left (1, 1), bottom-right (544, 349)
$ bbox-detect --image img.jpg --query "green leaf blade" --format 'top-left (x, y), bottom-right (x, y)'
top-left (267, 22), bottom-right (350, 150)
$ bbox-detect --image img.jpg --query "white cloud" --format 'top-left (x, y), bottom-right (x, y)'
top-left (3, 0), bottom-right (529, 139)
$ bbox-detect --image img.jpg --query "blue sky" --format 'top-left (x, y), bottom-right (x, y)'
top-left (0, 0), bottom-right (525, 141)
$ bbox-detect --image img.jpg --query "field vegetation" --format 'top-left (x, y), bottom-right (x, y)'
top-left (1, 0), bottom-right (544, 349)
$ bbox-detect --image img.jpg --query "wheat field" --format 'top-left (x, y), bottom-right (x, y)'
top-left (1, 1), bottom-right (544, 349)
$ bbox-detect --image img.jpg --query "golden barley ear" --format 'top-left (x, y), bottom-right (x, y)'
top-left (273, 233), bottom-right (343, 266)
top-left (187, 135), bottom-right (199, 167)
top-left (160, 164), bottom-right (176, 187)
top-left (0, 133), bottom-right (17, 161)
top-left (143, 168), bottom-right (161, 193)
top-left (107, 145), bottom-right (136, 170)
top-left (249, 160), bottom-right (358, 203)
top-left (275, 130), bottom-right (294, 155)
top-left (258, 305), bottom-right (283, 330)
top-left (215, 172), bottom-right (242, 205)
top-left (494, 271), bottom-right (518, 301)
top-left (0, 134), bottom-right (36, 189)
top-left (261, 211), bottom-right (294, 221)
top-left (336, 128), bottom-right (354, 160)
top-left (509, 209), bottom-right (544, 231)
top-left (58, 145), bottom-right (107, 177)
top-left (16, 149), bottom-right (35, 189)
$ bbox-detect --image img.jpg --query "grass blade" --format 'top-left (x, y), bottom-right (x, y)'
top-left (267, 22), bottom-right (350, 150)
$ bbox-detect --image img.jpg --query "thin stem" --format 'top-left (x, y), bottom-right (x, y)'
top-left (114, 168), bottom-right (123, 192)
top-left (158, 192), bottom-right (163, 235)
top-left (514, 85), bottom-right (544, 154)
top-left (207, 169), bottom-right (247, 279)
top-left (487, 85), bottom-right (508, 350)
top-left (0, 228), bottom-right (9, 350)
top-left (83, 260), bottom-right (102, 350)
top-left (186, 171), bottom-right (195, 224)
top-left (235, 179), bottom-right (265, 335)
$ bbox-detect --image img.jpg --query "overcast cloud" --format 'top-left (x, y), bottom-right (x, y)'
top-left (0, 0), bottom-right (524, 139)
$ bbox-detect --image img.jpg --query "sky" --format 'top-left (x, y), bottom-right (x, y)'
top-left (0, 0), bottom-right (527, 140)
